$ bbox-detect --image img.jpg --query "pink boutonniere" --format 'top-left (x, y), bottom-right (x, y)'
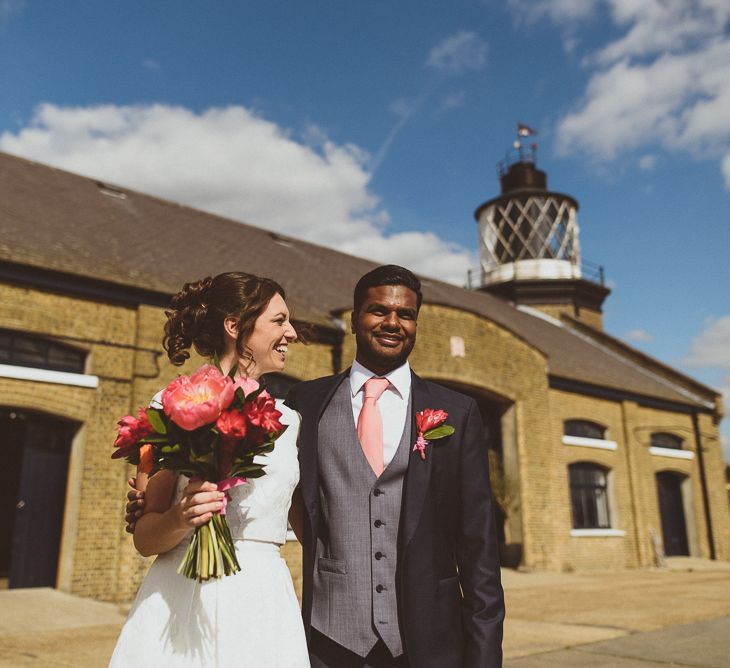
top-left (413, 408), bottom-right (455, 461)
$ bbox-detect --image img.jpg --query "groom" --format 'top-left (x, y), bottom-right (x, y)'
top-left (286, 264), bottom-right (504, 667)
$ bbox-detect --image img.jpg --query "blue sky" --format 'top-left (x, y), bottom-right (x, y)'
top-left (1, 1), bottom-right (729, 459)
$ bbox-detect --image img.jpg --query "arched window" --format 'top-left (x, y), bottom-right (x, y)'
top-left (569, 463), bottom-right (611, 529)
top-left (0, 329), bottom-right (86, 374)
top-left (651, 432), bottom-right (683, 450)
top-left (564, 420), bottom-right (606, 440)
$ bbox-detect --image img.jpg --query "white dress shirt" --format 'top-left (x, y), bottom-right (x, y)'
top-left (349, 359), bottom-right (412, 468)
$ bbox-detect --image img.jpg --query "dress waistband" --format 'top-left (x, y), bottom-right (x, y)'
top-left (231, 538), bottom-right (282, 553)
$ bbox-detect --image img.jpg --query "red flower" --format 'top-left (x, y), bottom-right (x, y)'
top-left (216, 410), bottom-right (248, 439)
top-left (415, 408), bottom-right (449, 434)
top-left (112, 408), bottom-right (154, 459)
top-left (243, 393), bottom-right (284, 436)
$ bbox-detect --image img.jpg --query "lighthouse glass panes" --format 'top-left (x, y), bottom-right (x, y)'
top-left (479, 195), bottom-right (581, 282)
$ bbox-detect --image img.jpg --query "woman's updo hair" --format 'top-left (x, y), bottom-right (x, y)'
top-left (163, 272), bottom-right (285, 367)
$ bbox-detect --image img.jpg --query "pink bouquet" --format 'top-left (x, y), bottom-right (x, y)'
top-left (112, 362), bottom-right (286, 581)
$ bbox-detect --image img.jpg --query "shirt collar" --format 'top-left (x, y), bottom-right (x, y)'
top-left (350, 359), bottom-right (411, 399)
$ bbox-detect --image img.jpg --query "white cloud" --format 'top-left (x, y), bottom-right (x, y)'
top-left (638, 154), bottom-right (656, 171)
top-left (339, 230), bottom-right (475, 287)
top-left (522, 0), bottom-right (730, 186)
top-left (683, 316), bottom-right (730, 443)
top-left (626, 328), bottom-right (653, 342)
top-left (426, 31), bottom-right (488, 75)
top-left (375, 32), bottom-right (486, 172)
top-left (0, 103), bottom-right (476, 284)
top-left (595, 0), bottom-right (730, 65)
top-left (723, 153), bottom-right (730, 188)
top-left (683, 316), bottom-right (730, 370)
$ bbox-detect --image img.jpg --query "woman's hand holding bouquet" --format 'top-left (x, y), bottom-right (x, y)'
top-left (112, 361), bottom-right (286, 582)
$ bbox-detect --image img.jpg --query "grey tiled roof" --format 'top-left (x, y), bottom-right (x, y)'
top-left (0, 151), bottom-right (719, 410)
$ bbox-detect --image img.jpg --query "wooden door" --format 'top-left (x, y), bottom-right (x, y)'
top-left (656, 471), bottom-right (689, 557)
top-left (1, 410), bottom-right (75, 588)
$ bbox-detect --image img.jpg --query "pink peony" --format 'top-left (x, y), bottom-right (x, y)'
top-left (216, 410), bottom-right (248, 439)
top-left (162, 365), bottom-right (235, 431)
top-left (243, 393), bottom-right (284, 436)
top-left (232, 376), bottom-right (260, 397)
top-left (112, 408), bottom-right (154, 459)
top-left (415, 408), bottom-right (449, 434)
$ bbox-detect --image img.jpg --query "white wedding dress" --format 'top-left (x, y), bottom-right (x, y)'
top-left (110, 401), bottom-right (309, 667)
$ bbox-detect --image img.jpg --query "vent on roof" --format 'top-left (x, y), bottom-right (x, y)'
top-left (269, 232), bottom-right (294, 247)
top-left (96, 182), bottom-right (127, 200)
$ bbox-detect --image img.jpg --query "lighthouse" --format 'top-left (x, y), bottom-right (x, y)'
top-left (472, 127), bottom-right (610, 329)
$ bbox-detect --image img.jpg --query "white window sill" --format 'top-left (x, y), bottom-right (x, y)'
top-left (563, 435), bottom-right (618, 451)
top-left (0, 363), bottom-right (99, 389)
top-left (649, 446), bottom-right (694, 460)
top-left (571, 529), bottom-right (625, 537)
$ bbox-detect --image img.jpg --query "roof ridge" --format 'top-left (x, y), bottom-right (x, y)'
top-left (559, 322), bottom-right (716, 409)
top-left (563, 315), bottom-right (721, 400)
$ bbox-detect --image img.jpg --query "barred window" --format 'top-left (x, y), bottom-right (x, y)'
top-left (0, 329), bottom-right (86, 374)
top-left (569, 463), bottom-right (611, 529)
top-left (564, 420), bottom-right (606, 440)
top-left (651, 432), bottom-right (683, 450)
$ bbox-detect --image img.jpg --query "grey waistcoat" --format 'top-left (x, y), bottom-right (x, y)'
top-left (312, 377), bottom-right (411, 657)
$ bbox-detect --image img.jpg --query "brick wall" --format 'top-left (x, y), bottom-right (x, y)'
top-left (1, 281), bottom-right (726, 604)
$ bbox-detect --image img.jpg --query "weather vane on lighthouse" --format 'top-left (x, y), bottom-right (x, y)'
top-left (508, 122), bottom-right (539, 167)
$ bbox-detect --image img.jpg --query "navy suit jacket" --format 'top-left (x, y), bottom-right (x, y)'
top-left (286, 369), bottom-right (504, 667)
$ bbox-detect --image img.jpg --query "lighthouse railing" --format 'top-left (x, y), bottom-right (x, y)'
top-left (466, 260), bottom-right (605, 290)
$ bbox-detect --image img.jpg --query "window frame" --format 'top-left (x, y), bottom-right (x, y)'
top-left (568, 462), bottom-right (612, 531)
top-left (562, 419), bottom-right (617, 451)
top-left (649, 432), bottom-right (694, 460)
top-left (0, 328), bottom-right (87, 374)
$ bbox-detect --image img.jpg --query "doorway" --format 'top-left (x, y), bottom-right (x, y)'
top-left (656, 471), bottom-right (690, 557)
top-left (0, 408), bottom-right (77, 588)
top-left (428, 380), bottom-right (521, 566)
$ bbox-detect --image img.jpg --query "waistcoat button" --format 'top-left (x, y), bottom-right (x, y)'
top-left (375, 584), bottom-right (385, 593)
top-left (374, 519), bottom-right (383, 528)
top-left (373, 488), bottom-right (383, 496)
top-left (375, 551), bottom-right (383, 560)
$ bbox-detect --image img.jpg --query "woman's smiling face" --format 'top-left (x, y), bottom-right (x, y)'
top-left (245, 293), bottom-right (297, 377)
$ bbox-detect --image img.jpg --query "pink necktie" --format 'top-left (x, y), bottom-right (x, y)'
top-left (357, 377), bottom-right (390, 476)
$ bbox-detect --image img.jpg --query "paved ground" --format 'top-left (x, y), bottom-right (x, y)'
top-left (506, 617), bottom-right (730, 667)
top-left (1, 558), bottom-right (728, 667)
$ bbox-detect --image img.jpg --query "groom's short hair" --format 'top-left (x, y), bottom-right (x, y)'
top-left (353, 265), bottom-right (423, 314)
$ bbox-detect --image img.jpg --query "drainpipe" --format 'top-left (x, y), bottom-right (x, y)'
top-left (691, 410), bottom-right (715, 560)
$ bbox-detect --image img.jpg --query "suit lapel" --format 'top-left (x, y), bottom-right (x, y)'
top-left (400, 371), bottom-right (434, 551)
top-left (299, 370), bottom-right (350, 541)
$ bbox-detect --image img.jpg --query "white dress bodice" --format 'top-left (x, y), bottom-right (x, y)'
top-left (171, 400), bottom-right (300, 545)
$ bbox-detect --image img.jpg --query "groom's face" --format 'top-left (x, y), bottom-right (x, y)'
top-left (351, 284), bottom-right (418, 374)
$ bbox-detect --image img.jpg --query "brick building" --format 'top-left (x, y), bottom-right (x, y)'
top-left (0, 150), bottom-right (727, 603)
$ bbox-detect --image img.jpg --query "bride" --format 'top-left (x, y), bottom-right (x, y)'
top-left (110, 272), bottom-right (309, 667)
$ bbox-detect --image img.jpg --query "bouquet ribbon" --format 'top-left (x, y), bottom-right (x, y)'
top-left (216, 477), bottom-right (247, 515)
